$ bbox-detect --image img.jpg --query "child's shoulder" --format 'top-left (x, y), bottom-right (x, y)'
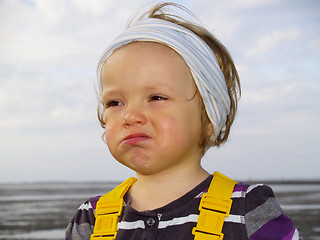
top-left (230, 182), bottom-right (299, 239)
top-left (232, 182), bottom-right (275, 198)
top-left (85, 195), bottom-right (102, 211)
top-left (231, 182), bottom-right (278, 213)
top-left (65, 195), bottom-right (102, 239)
top-left (70, 195), bottom-right (101, 224)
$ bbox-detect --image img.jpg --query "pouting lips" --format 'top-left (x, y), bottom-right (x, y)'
top-left (121, 133), bottom-right (151, 145)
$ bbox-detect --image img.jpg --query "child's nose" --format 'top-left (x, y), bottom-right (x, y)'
top-left (122, 106), bottom-right (147, 128)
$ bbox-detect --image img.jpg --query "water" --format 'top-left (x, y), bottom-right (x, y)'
top-left (0, 181), bottom-right (319, 239)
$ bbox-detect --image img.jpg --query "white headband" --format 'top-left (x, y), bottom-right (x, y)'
top-left (97, 18), bottom-right (230, 140)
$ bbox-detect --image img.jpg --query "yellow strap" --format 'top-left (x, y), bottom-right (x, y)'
top-left (90, 177), bottom-right (137, 240)
top-left (91, 172), bottom-right (236, 240)
top-left (192, 171), bottom-right (237, 240)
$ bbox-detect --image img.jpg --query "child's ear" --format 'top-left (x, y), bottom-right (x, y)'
top-left (206, 122), bottom-right (214, 138)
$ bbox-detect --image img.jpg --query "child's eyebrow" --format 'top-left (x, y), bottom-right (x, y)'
top-left (101, 88), bottom-right (120, 102)
top-left (102, 88), bottom-right (115, 96)
top-left (143, 84), bottom-right (172, 92)
top-left (102, 84), bottom-right (171, 94)
top-left (101, 84), bottom-right (181, 102)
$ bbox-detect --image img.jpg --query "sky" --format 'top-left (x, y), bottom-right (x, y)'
top-left (0, 0), bottom-right (319, 183)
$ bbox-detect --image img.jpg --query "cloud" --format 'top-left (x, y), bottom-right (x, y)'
top-left (228, 0), bottom-right (279, 8)
top-left (247, 29), bottom-right (300, 56)
top-left (311, 36), bottom-right (320, 52)
top-left (1, 0), bottom-right (320, 182)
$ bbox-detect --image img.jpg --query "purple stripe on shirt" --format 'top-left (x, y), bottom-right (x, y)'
top-left (89, 195), bottom-right (101, 210)
top-left (233, 183), bottom-right (248, 193)
top-left (282, 227), bottom-right (296, 240)
top-left (249, 213), bottom-right (295, 240)
top-left (204, 183), bottom-right (248, 195)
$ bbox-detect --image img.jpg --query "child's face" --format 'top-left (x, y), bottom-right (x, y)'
top-left (101, 42), bottom-right (206, 175)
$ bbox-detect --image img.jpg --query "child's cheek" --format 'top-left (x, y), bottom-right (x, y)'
top-left (158, 116), bottom-right (186, 146)
top-left (104, 124), bottom-right (114, 146)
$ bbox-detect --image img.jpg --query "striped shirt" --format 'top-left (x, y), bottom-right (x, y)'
top-left (65, 175), bottom-right (299, 240)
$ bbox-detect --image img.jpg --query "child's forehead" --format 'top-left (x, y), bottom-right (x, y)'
top-left (103, 41), bottom-right (192, 80)
top-left (101, 42), bottom-right (197, 97)
top-left (103, 82), bottom-right (180, 94)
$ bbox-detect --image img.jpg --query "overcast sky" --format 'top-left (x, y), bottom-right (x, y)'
top-left (1, 0), bottom-right (319, 183)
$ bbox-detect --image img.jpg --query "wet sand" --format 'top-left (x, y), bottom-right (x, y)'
top-left (0, 181), bottom-right (319, 239)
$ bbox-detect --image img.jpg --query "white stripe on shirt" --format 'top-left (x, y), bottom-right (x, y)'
top-left (78, 202), bottom-right (92, 211)
top-left (117, 213), bottom-right (245, 230)
top-left (118, 220), bottom-right (145, 230)
top-left (247, 184), bottom-right (264, 194)
top-left (158, 214), bottom-right (199, 229)
top-left (225, 214), bottom-right (245, 224)
top-left (231, 191), bottom-right (244, 198)
top-left (292, 229), bottom-right (300, 240)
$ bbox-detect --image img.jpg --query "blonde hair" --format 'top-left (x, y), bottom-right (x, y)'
top-left (97, 2), bottom-right (241, 153)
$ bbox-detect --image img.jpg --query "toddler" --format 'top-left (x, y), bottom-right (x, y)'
top-left (66, 2), bottom-right (299, 240)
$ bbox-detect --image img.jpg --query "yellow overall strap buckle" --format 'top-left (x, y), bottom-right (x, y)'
top-left (192, 171), bottom-right (237, 240)
top-left (90, 177), bottom-right (137, 240)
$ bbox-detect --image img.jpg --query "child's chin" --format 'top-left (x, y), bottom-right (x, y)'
top-left (118, 158), bottom-right (153, 175)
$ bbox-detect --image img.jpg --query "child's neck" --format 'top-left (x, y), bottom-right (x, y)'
top-left (128, 166), bottom-right (209, 212)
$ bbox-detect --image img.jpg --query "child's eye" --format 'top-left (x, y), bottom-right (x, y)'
top-left (105, 100), bottom-right (123, 108)
top-left (149, 95), bottom-right (168, 101)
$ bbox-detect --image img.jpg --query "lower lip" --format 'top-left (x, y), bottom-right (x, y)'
top-left (121, 137), bottom-right (151, 145)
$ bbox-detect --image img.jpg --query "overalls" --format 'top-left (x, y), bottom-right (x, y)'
top-left (91, 172), bottom-right (236, 240)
